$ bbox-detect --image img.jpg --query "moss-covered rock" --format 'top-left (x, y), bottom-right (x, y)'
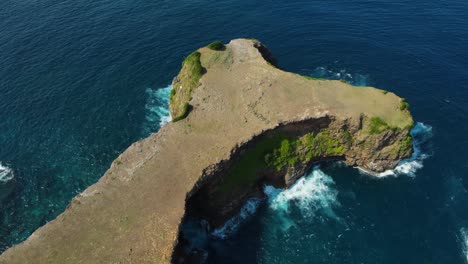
top-left (170, 51), bottom-right (204, 119)
top-left (207, 41), bottom-right (225, 51)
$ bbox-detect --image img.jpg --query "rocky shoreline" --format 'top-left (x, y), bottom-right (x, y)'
top-left (0, 39), bottom-right (413, 264)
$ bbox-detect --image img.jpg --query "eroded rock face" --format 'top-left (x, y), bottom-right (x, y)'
top-left (184, 115), bottom-right (411, 229)
top-left (0, 39), bottom-right (413, 264)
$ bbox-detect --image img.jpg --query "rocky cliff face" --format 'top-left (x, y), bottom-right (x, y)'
top-left (0, 39), bottom-right (413, 264)
top-left (183, 115), bottom-right (412, 229)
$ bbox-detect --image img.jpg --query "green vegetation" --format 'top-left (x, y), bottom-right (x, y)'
top-left (170, 51), bottom-right (205, 120)
top-left (265, 139), bottom-right (299, 171)
top-left (207, 41), bottom-right (225, 51)
top-left (300, 75), bottom-right (350, 83)
top-left (300, 130), bottom-right (346, 163)
top-left (219, 133), bottom-right (288, 192)
top-left (172, 103), bottom-right (191, 122)
top-left (264, 130), bottom-right (346, 171)
top-left (382, 90), bottom-right (389, 95)
top-left (400, 98), bottom-right (410, 111)
top-left (368, 117), bottom-right (400, 134)
top-left (369, 117), bottom-right (389, 134)
top-left (182, 51), bottom-right (204, 86)
top-left (399, 135), bottom-right (413, 154)
top-left (302, 75), bottom-right (326, 81)
top-left (218, 129), bottom-right (347, 192)
top-left (114, 160), bottom-right (122, 165)
top-left (170, 89), bottom-right (176, 101)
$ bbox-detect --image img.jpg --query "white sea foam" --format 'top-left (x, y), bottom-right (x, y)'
top-left (360, 122), bottom-right (432, 178)
top-left (264, 167), bottom-right (340, 230)
top-left (0, 163), bottom-right (14, 183)
top-left (306, 66), bottom-right (370, 86)
top-left (211, 198), bottom-right (261, 239)
top-left (212, 168), bottom-right (340, 238)
top-left (143, 85), bottom-right (172, 134)
top-left (461, 228), bottom-right (468, 263)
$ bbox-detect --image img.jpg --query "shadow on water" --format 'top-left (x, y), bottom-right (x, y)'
top-left (176, 203), bottom-right (266, 263)
top-left (177, 154), bottom-right (467, 264)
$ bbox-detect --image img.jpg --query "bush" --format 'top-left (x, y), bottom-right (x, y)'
top-left (399, 135), bottom-right (413, 153)
top-left (172, 103), bottom-right (191, 122)
top-left (207, 41), bottom-right (225, 51)
top-left (170, 89), bottom-right (176, 101)
top-left (182, 51), bottom-right (204, 85)
top-left (265, 139), bottom-right (298, 171)
top-left (220, 133), bottom-right (288, 192)
top-left (369, 117), bottom-right (390, 134)
top-left (400, 98), bottom-right (410, 111)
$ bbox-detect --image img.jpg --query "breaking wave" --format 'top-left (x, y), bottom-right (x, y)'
top-left (305, 66), bottom-right (370, 86)
top-left (362, 122), bottom-right (433, 178)
top-left (264, 167), bottom-right (340, 230)
top-left (142, 85), bottom-right (172, 135)
top-left (0, 163), bottom-right (14, 183)
top-left (211, 198), bottom-right (261, 239)
top-left (461, 228), bottom-right (468, 263)
top-left (212, 167), bottom-right (340, 238)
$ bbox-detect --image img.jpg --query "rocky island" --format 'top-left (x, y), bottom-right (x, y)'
top-left (0, 39), bottom-right (413, 263)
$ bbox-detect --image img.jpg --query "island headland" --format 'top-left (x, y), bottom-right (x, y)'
top-left (0, 39), bottom-right (413, 263)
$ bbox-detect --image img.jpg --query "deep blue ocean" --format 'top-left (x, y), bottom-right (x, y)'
top-left (1, 0), bottom-right (468, 262)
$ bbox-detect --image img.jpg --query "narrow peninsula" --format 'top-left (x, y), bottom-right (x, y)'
top-left (0, 39), bottom-right (414, 263)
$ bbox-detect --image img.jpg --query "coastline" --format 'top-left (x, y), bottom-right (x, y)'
top-left (0, 39), bottom-right (414, 263)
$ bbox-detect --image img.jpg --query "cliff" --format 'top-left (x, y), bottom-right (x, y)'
top-left (0, 39), bottom-right (413, 264)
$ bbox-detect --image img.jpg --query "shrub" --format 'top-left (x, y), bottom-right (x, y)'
top-left (218, 129), bottom-right (347, 191)
top-left (399, 135), bottom-right (413, 154)
top-left (170, 51), bottom-right (205, 121)
top-left (220, 133), bottom-right (288, 192)
top-left (170, 89), bottom-right (176, 101)
top-left (207, 41), bottom-right (225, 51)
top-left (400, 98), bottom-right (410, 111)
top-left (265, 139), bottom-right (298, 171)
top-left (182, 51), bottom-right (204, 86)
top-left (266, 130), bottom-right (345, 171)
top-left (369, 117), bottom-right (390, 134)
top-left (172, 103), bottom-right (191, 122)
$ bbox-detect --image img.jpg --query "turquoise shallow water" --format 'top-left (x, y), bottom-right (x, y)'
top-left (1, 0), bottom-right (468, 262)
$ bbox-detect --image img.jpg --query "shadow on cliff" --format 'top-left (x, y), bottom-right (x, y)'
top-left (172, 209), bottom-right (266, 263)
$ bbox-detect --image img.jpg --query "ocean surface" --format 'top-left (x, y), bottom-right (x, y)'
top-left (1, 0), bottom-right (468, 262)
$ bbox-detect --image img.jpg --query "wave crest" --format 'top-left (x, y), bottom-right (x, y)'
top-left (211, 198), bottom-right (261, 239)
top-left (264, 167), bottom-right (340, 231)
top-left (143, 85), bottom-right (172, 135)
top-left (461, 228), bottom-right (468, 263)
top-left (0, 163), bottom-right (14, 183)
top-left (305, 66), bottom-right (370, 86)
top-left (362, 122), bottom-right (432, 178)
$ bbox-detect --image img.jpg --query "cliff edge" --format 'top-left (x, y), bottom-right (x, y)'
top-left (0, 39), bottom-right (413, 263)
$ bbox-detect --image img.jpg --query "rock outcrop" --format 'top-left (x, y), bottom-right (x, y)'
top-left (0, 39), bottom-right (413, 264)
